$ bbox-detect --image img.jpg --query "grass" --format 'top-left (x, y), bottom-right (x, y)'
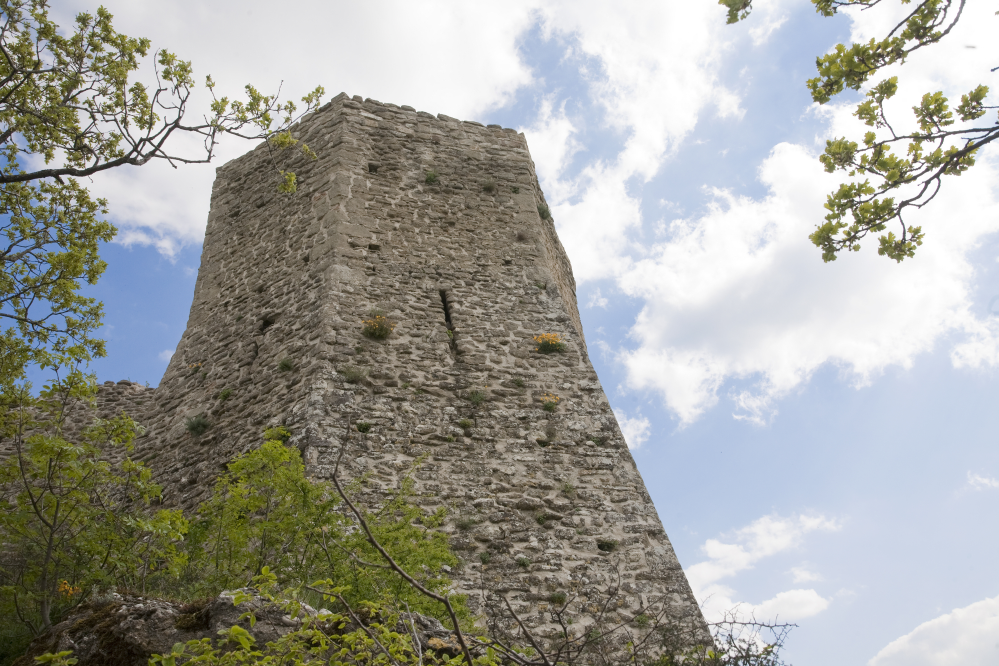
top-left (482, 180), bottom-right (496, 194)
top-left (511, 186), bottom-right (520, 194)
top-left (185, 414), bottom-right (210, 437)
top-left (561, 481), bottom-right (576, 497)
top-left (549, 592), bottom-right (567, 606)
top-left (455, 516), bottom-right (477, 531)
top-left (513, 378), bottom-right (525, 388)
top-left (278, 358), bottom-right (295, 372)
top-left (478, 551), bottom-right (492, 565)
top-left (536, 513), bottom-right (548, 525)
top-left (467, 390), bottom-right (486, 406)
top-left (341, 366), bottom-right (366, 384)
top-left (537, 203), bottom-right (551, 220)
top-left (362, 315), bottom-right (395, 340)
top-left (534, 333), bottom-right (567, 354)
top-left (597, 539), bottom-right (618, 553)
top-left (458, 419), bottom-right (474, 431)
top-left (516, 556), bottom-right (531, 569)
top-left (218, 387), bottom-right (232, 401)
top-left (425, 170), bottom-right (439, 185)
top-left (356, 422), bottom-right (372, 434)
top-left (540, 393), bottom-right (560, 412)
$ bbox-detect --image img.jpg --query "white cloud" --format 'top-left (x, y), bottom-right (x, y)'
top-left (687, 513), bottom-right (841, 623)
top-left (158, 349), bottom-right (175, 363)
top-left (586, 288), bottom-right (608, 309)
top-left (612, 409), bottom-right (650, 449)
top-left (617, 142), bottom-right (999, 424)
top-left (869, 594), bottom-right (999, 666)
top-left (790, 565), bottom-right (822, 583)
top-left (965, 472), bottom-right (999, 491)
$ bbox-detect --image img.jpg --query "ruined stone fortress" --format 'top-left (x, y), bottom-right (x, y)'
top-left (95, 92), bottom-right (707, 651)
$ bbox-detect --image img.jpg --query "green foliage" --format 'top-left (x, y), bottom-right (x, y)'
top-left (218, 387), bottom-right (232, 401)
top-left (724, 0), bottom-right (997, 262)
top-left (361, 315), bottom-right (395, 340)
top-left (0, 373), bottom-right (187, 634)
top-left (548, 592), bottom-right (567, 606)
top-left (511, 186), bottom-right (520, 194)
top-left (178, 437), bottom-right (469, 627)
top-left (597, 539), bottom-right (618, 553)
top-left (482, 179), bottom-right (496, 193)
top-left (457, 419), bottom-right (474, 431)
top-left (561, 481), bottom-right (576, 497)
top-left (425, 170), bottom-right (440, 185)
top-left (356, 422), bottom-right (372, 433)
top-left (515, 556), bottom-right (531, 569)
top-left (149, 570), bottom-right (496, 666)
top-left (478, 551), bottom-right (492, 565)
top-left (537, 203), bottom-right (551, 220)
top-left (185, 414), bottom-right (210, 437)
top-left (263, 426), bottom-right (291, 443)
top-left (277, 357), bottom-right (295, 372)
top-left (513, 377), bottom-right (525, 388)
top-left (467, 390), bottom-right (486, 407)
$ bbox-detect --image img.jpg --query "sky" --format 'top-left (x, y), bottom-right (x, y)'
top-left (49, 1), bottom-right (999, 664)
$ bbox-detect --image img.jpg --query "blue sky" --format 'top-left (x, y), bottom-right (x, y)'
top-left (56, 1), bottom-right (999, 663)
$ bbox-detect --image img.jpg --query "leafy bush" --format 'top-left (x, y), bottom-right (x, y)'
top-left (540, 392), bottom-right (560, 412)
top-left (511, 185), bottom-right (520, 194)
top-left (424, 170), bottom-right (439, 185)
top-left (534, 333), bottom-right (567, 353)
top-left (361, 314), bottom-right (395, 340)
top-left (549, 592), bottom-right (567, 606)
top-left (277, 357), bottom-right (295, 372)
top-left (538, 203), bottom-right (551, 220)
top-left (479, 551), bottom-right (492, 564)
top-left (356, 422), bottom-right (372, 433)
top-left (514, 377), bottom-right (525, 388)
top-left (516, 556), bottom-right (531, 569)
top-left (467, 389), bottom-right (486, 406)
top-left (457, 418), bottom-right (474, 431)
top-left (455, 516), bottom-right (477, 531)
top-left (185, 414), bottom-right (210, 436)
top-left (264, 426), bottom-right (291, 442)
top-left (561, 481), bottom-right (576, 497)
top-left (217, 387), bottom-right (232, 401)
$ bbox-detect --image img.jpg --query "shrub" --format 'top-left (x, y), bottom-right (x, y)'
top-left (511, 186), bottom-right (520, 194)
top-left (537, 203), bottom-right (551, 220)
top-left (341, 366), bottom-right (366, 384)
top-left (263, 426), bottom-right (291, 443)
top-left (536, 513), bottom-right (547, 525)
top-left (561, 481), bottom-right (576, 497)
top-left (597, 539), bottom-right (618, 553)
top-left (445, 434), bottom-right (456, 442)
top-left (185, 414), bottom-right (210, 436)
top-left (540, 393), bottom-right (560, 412)
top-left (455, 516), bottom-right (477, 531)
top-left (217, 387), bottom-right (232, 401)
top-left (515, 230), bottom-right (529, 242)
top-left (467, 389), bottom-right (486, 406)
top-left (482, 179), bottom-right (496, 193)
top-left (424, 170), bottom-right (439, 185)
top-left (356, 422), bottom-right (372, 433)
top-left (361, 315), bottom-right (395, 340)
top-left (513, 377), bottom-right (525, 388)
top-left (516, 556), bottom-right (531, 569)
top-left (478, 551), bottom-right (492, 564)
top-left (549, 592), bottom-right (567, 606)
top-left (534, 333), bottom-right (566, 354)
top-left (458, 418), bottom-right (474, 431)
top-left (633, 613), bottom-right (650, 627)
top-left (277, 357), bottom-right (295, 372)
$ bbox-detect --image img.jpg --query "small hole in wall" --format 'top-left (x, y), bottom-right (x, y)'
top-left (368, 163), bottom-right (379, 174)
top-left (254, 285), bottom-right (265, 294)
top-left (260, 315), bottom-right (276, 333)
top-left (516, 231), bottom-right (529, 242)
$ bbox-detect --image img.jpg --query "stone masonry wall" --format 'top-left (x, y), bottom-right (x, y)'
top-left (92, 93), bottom-right (707, 655)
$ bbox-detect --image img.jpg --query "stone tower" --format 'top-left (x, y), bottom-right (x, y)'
top-left (127, 92), bottom-right (707, 653)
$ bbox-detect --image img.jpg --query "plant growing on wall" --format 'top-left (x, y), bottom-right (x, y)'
top-left (534, 333), bottom-right (567, 353)
top-left (362, 315), bottom-right (396, 340)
